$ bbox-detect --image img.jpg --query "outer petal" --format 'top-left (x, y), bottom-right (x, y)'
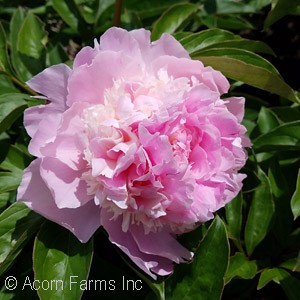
top-left (101, 209), bottom-right (176, 279)
top-left (100, 27), bottom-right (143, 58)
top-left (26, 64), bottom-right (71, 110)
top-left (40, 102), bottom-right (88, 170)
top-left (26, 106), bottom-right (63, 157)
top-left (150, 33), bottom-right (190, 59)
top-left (17, 159), bottom-right (100, 242)
top-left (67, 51), bottom-right (142, 106)
top-left (24, 104), bottom-right (61, 139)
top-left (129, 225), bottom-right (193, 263)
top-left (224, 97), bottom-right (246, 122)
top-left (40, 157), bottom-right (91, 209)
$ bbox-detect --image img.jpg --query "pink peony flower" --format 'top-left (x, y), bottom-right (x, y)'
top-left (17, 27), bottom-right (250, 278)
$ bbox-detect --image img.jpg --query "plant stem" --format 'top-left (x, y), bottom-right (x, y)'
top-left (112, 0), bottom-right (123, 27)
top-left (10, 75), bottom-right (38, 96)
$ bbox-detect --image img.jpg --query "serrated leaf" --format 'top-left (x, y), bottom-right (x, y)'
top-left (291, 169), bottom-right (300, 220)
top-left (245, 168), bottom-right (275, 255)
top-left (194, 49), bottom-right (299, 103)
top-left (17, 12), bottom-right (48, 60)
top-left (253, 121), bottom-right (300, 153)
top-left (152, 3), bottom-right (199, 40)
top-left (0, 93), bottom-right (29, 134)
top-left (264, 0), bottom-right (300, 28)
top-left (33, 221), bottom-right (93, 300)
top-left (225, 252), bottom-right (257, 283)
top-left (0, 202), bottom-right (43, 277)
top-left (166, 216), bottom-right (229, 300)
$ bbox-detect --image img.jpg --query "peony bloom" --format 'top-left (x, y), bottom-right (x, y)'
top-left (17, 27), bottom-right (250, 278)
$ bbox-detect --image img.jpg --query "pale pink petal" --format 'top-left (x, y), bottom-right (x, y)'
top-left (101, 209), bottom-right (174, 279)
top-left (150, 33), bottom-right (190, 59)
top-left (27, 108), bottom-right (63, 157)
top-left (129, 225), bottom-right (193, 262)
top-left (24, 104), bottom-right (61, 138)
top-left (26, 64), bottom-right (71, 110)
top-left (40, 157), bottom-right (91, 209)
top-left (224, 97), bottom-right (245, 122)
top-left (202, 66), bottom-right (230, 94)
top-left (100, 27), bottom-right (142, 58)
top-left (17, 159), bottom-right (100, 242)
top-left (67, 51), bottom-right (142, 106)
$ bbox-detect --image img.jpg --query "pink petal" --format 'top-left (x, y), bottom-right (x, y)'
top-left (101, 209), bottom-right (175, 279)
top-left (129, 225), bottom-right (193, 262)
top-left (40, 157), bottom-right (91, 209)
top-left (150, 33), bottom-right (190, 59)
top-left (24, 104), bottom-right (61, 139)
top-left (67, 51), bottom-right (142, 106)
top-left (17, 159), bottom-right (100, 242)
top-left (26, 106), bottom-right (63, 157)
top-left (224, 97), bottom-right (245, 122)
top-left (26, 64), bottom-right (71, 110)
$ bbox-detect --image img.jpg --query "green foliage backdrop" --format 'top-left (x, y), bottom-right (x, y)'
top-left (0, 1), bottom-right (299, 299)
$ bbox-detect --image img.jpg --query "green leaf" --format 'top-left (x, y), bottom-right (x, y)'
top-left (280, 257), bottom-right (300, 272)
top-left (0, 22), bottom-right (10, 72)
top-left (271, 106), bottom-right (300, 123)
top-left (204, 40), bottom-right (276, 56)
top-left (0, 202), bottom-right (43, 277)
top-left (151, 3), bottom-right (199, 40)
top-left (257, 106), bottom-right (280, 134)
top-left (201, 15), bottom-right (254, 30)
top-left (17, 12), bottom-right (48, 60)
top-left (268, 161), bottom-right (293, 246)
top-left (0, 145), bottom-right (31, 172)
top-left (194, 49), bottom-right (299, 103)
top-left (9, 7), bottom-right (32, 81)
top-left (52, 0), bottom-right (84, 32)
top-left (33, 221), bottom-right (93, 300)
top-left (244, 168), bottom-right (275, 255)
top-left (125, 0), bottom-right (187, 19)
top-left (46, 43), bottom-right (69, 66)
top-left (0, 192), bottom-right (11, 213)
top-left (264, 0), bottom-right (300, 28)
top-left (0, 74), bottom-right (19, 94)
top-left (0, 172), bottom-right (22, 193)
top-left (291, 169), bottom-right (300, 220)
top-left (253, 121), bottom-right (300, 153)
top-left (258, 268), bottom-right (300, 300)
top-left (225, 252), bottom-right (257, 283)
top-left (225, 192), bottom-right (243, 244)
top-left (258, 268), bottom-right (279, 289)
top-left (204, 0), bottom-right (257, 14)
top-left (0, 93), bottom-right (29, 134)
top-left (167, 216), bottom-right (229, 300)
top-left (178, 29), bottom-right (238, 54)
